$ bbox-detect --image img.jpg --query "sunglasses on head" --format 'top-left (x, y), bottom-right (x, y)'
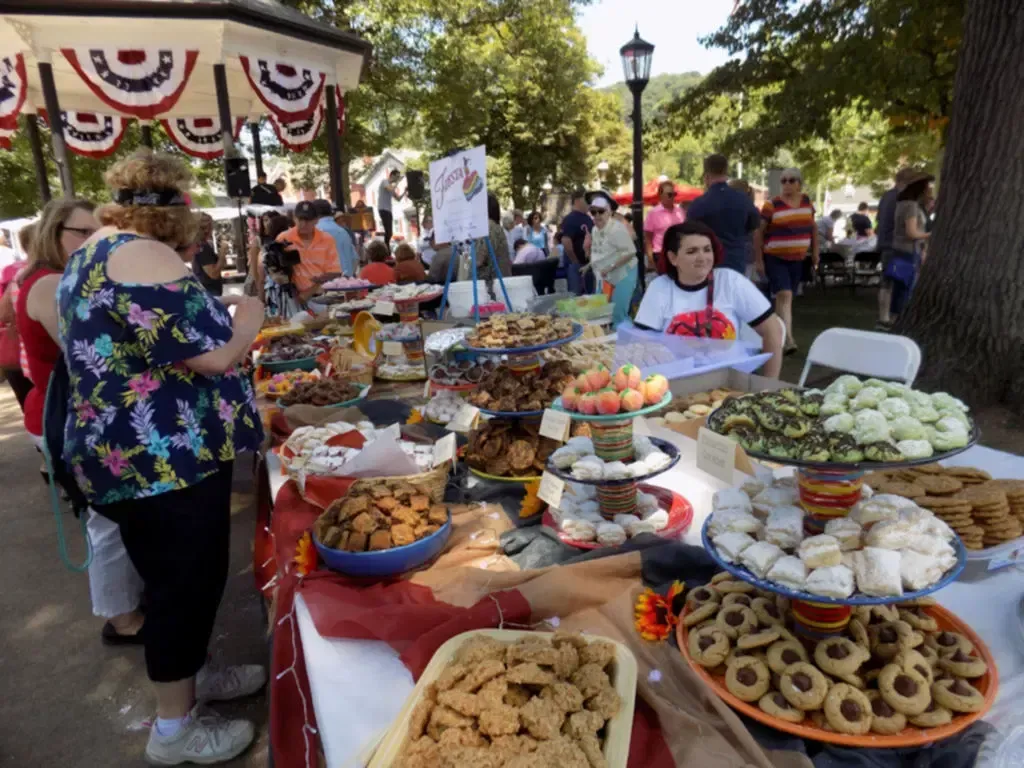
top-left (589, 208), bottom-right (607, 215)
top-left (781, 177), bottom-right (800, 184)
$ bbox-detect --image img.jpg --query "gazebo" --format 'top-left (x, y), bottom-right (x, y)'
top-left (0, 0), bottom-right (372, 209)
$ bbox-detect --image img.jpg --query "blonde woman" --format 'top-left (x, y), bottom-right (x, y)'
top-left (57, 151), bottom-right (265, 764)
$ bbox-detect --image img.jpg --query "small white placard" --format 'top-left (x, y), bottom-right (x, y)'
top-left (449, 404), bottom-right (480, 433)
top-left (373, 300), bottom-right (396, 315)
top-left (537, 471), bottom-right (565, 508)
top-left (381, 340), bottom-right (403, 356)
top-left (539, 408), bottom-right (572, 442)
top-left (423, 379), bottom-right (432, 398)
top-left (432, 432), bottom-right (457, 467)
top-left (696, 426), bottom-right (736, 484)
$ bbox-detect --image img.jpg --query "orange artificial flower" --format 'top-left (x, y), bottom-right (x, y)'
top-left (294, 531), bottom-right (318, 576)
top-left (520, 479), bottom-right (544, 518)
top-left (634, 581), bottom-right (687, 641)
top-left (406, 409), bottom-right (424, 425)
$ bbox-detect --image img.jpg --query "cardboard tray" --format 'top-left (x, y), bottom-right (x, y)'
top-left (367, 629), bottom-right (638, 768)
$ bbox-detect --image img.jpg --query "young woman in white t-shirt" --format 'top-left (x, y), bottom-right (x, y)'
top-left (634, 220), bottom-right (784, 377)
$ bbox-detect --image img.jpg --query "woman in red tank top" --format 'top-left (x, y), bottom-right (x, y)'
top-left (15, 198), bottom-right (146, 647)
top-left (15, 199), bottom-right (98, 437)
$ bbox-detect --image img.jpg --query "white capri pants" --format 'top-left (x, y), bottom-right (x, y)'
top-left (31, 432), bottom-right (143, 619)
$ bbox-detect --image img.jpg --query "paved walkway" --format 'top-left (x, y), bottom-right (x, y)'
top-left (0, 386), bottom-right (271, 767)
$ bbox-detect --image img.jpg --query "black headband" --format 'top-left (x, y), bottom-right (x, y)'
top-left (113, 188), bottom-right (188, 207)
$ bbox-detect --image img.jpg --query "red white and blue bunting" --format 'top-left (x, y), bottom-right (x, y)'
top-left (61, 48), bottom-right (199, 119)
top-left (0, 54), bottom-right (26, 130)
top-left (160, 116), bottom-right (245, 160)
top-left (39, 109), bottom-right (128, 158)
top-left (267, 105), bottom-right (324, 153)
top-left (239, 56), bottom-right (325, 123)
top-left (0, 122), bottom-right (14, 150)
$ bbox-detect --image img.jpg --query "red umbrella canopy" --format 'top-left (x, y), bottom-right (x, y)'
top-left (612, 179), bottom-right (703, 206)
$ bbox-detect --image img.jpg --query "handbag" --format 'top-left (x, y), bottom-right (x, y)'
top-left (883, 252), bottom-right (916, 287)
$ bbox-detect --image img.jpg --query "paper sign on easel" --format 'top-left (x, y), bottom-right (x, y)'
top-left (373, 300), bottom-right (396, 316)
top-left (429, 145), bottom-right (489, 245)
top-left (381, 340), bottom-right (403, 356)
top-left (539, 409), bottom-right (572, 442)
top-left (448, 404), bottom-right (480, 433)
top-left (696, 426), bottom-right (736, 484)
top-left (432, 432), bottom-right (457, 467)
top-left (537, 471), bottom-right (565, 508)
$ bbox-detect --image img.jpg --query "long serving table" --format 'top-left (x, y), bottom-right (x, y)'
top-left (263, 432), bottom-right (1024, 767)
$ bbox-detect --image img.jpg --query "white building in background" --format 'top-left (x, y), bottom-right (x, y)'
top-left (351, 148), bottom-right (422, 244)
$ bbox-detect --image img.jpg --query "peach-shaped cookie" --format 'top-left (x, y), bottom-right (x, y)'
top-left (612, 364), bottom-right (643, 392)
top-left (643, 374), bottom-right (669, 405)
top-left (620, 388), bottom-right (644, 412)
top-left (578, 391), bottom-right (599, 415)
top-left (585, 365), bottom-right (611, 391)
top-left (596, 387), bottom-right (621, 415)
top-left (575, 373), bottom-right (593, 393)
top-left (561, 386), bottom-right (581, 411)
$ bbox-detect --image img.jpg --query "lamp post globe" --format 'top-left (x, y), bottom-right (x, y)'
top-left (620, 26), bottom-right (654, 290)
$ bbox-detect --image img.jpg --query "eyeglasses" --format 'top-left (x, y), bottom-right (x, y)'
top-left (589, 209), bottom-right (607, 216)
top-left (61, 226), bottom-right (96, 237)
top-left (781, 177), bottom-right (800, 184)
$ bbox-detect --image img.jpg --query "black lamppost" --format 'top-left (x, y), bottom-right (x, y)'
top-left (620, 27), bottom-right (654, 291)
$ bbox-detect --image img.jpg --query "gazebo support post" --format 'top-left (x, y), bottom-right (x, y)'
top-left (140, 123), bottom-right (153, 148)
top-left (37, 58), bottom-right (74, 196)
top-left (249, 122), bottom-right (264, 179)
top-left (24, 114), bottom-right (51, 204)
top-left (212, 63), bottom-right (245, 261)
top-left (325, 85), bottom-right (343, 211)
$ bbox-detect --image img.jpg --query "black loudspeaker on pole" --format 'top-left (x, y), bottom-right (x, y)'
top-left (225, 157), bottom-right (251, 199)
top-left (405, 169), bottom-right (426, 201)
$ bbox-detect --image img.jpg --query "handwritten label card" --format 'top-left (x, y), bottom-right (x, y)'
top-left (432, 432), bottom-right (457, 467)
top-left (539, 409), bottom-right (572, 442)
top-left (537, 471), bottom-right (565, 508)
top-left (423, 379), bottom-right (432, 398)
top-left (381, 340), bottom-right (403, 356)
top-left (449, 404), bottom-right (480, 433)
top-left (696, 426), bottom-right (736, 484)
top-left (373, 300), bottom-right (396, 316)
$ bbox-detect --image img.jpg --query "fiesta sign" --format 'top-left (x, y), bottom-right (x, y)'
top-left (429, 145), bottom-right (489, 244)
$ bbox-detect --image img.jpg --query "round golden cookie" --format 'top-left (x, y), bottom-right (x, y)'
top-left (924, 630), bottom-right (975, 657)
top-left (908, 463), bottom-right (943, 475)
top-left (688, 625), bottom-right (731, 668)
top-left (909, 701), bottom-right (953, 728)
top-left (722, 592), bottom-right (756, 608)
top-left (918, 644), bottom-right (940, 668)
top-left (876, 480), bottom-right (926, 498)
top-left (779, 662), bottom-right (829, 711)
top-left (758, 691), bottom-right (805, 723)
top-left (872, 620), bottom-right (920, 659)
top-left (872, 605), bottom-right (900, 623)
top-left (937, 648), bottom-right (988, 678)
top-left (823, 683), bottom-right (873, 735)
top-left (878, 664), bottom-right (931, 716)
top-left (865, 690), bottom-right (907, 734)
top-left (853, 605), bottom-right (873, 626)
top-left (931, 678), bottom-right (985, 712)
top-left (848, 617), bottom-right (870, 650)
top-left (716, 579), bottom-right (756, 594)
top-left (683, 601), bottom-right (719, 627)
top-left (737, 626), bottom-right (782, 650)
top-left (715, 605), bottom-right (758, 639)
top-left (710, 571), bottom-right (735, 585)
top-left (943, 466), bottom-right (991, 482)
top-left (751, 596), bottom-right (785, 627)
top-left (724, 656), bottom-right (771, 703)
top-left (898, 608), bottom-right (939, 633)
top-left (893, 649), bottom-right (934, 685)
top-left (814, 638), bottom-right (869, 677)
top-left (916, 475), bottom-right (964, 496)
top-left (918, 494), bottom-right (970, 509)
top-left (686, 584), bottom-right (721, 609)
top-left (834, 671), bottom-right (866, 689)
top-left (725, 647), bottom-right (766, 668)
top-left (766, 639), bottom-right (809, 674)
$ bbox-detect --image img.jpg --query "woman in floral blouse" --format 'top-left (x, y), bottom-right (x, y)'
top-left (57, 151), bottom-right (266, 765)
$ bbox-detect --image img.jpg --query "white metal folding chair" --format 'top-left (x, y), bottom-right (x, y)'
top-left (797, 328), bottom-right (921, 387)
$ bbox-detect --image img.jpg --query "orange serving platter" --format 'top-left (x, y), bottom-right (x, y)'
top-left (677, 603), bottom-right (998, 747)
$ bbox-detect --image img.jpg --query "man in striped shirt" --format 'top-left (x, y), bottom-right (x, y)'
top-left (756, 168), bottom-right (819, 354)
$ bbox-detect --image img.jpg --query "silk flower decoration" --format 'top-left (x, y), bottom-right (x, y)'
top-left (61, 48), bottom-right (198, 119)
top-left (0, 54), bottom-right (27, 130)
top-left (239, 56), bottom-right (325, 123)
top-left (38, 109), bottom-right (128, 158)
top-left (268, 106), bottom-right (324, 152)
top-left (161, 116), bottom-right (245, 160)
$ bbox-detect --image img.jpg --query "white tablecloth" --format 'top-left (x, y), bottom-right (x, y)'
top-left (270, 437), bottom-right (1024, 766)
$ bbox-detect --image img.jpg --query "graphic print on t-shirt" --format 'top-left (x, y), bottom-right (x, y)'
top-left (665, 308), bottom-right (737, 340)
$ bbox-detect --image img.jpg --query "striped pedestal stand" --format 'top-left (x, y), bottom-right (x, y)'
top-left (592, 417), bottom-right (637, 518)
top-left (790, 599), bottom-right (853, 640)
top-left (798, 467), bottom-right (864, 533)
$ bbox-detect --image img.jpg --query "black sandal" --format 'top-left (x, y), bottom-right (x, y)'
top-left (101, 621), bottom-right (145, 646)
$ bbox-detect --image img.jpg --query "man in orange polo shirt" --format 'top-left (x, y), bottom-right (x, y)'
top-left (276, 200), bottom-right (341, 302)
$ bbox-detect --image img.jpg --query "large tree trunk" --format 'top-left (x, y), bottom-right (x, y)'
top-left (897, 0), bottom-right (1024, 409)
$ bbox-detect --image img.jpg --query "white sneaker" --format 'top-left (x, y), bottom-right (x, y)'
top-left (145, 705), bottom-right (254, 765)
top-left (196, 663), bottom-right (267, 702)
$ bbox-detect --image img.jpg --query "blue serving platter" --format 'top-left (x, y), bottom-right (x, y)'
top-left (277, 384), bottom-right (370, 410)
top-left (314, 512), bottom-right (452, 577)
top-left (544, 436), bottom-right (681, 486)
top-left (700, 516), bottom-right (967, 606)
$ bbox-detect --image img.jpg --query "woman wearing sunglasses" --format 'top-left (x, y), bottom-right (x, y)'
top-left (582, 193), bottom-right (637, 327)
top-left (756, 167), bottom-right (818, 354)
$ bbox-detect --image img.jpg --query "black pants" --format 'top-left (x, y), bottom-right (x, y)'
top-left (98, 462), bottom-right (234, 683)
top-left (380, 209), bottom-right (394, 247)
top-left (1, 367), bottom-right (33, 414)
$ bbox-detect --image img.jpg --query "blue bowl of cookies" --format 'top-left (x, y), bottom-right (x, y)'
top-left (312, 487), bottom-right (452, 577)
